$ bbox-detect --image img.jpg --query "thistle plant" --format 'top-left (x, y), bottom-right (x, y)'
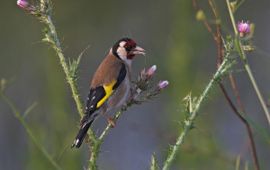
top-left (226, 0), bottom-right (270, 128)
top-left (3, 0), bottom-right (267, 169)
top-left (237, 21), bottom-right (251, 37)
top-left (15, 0), bottom-right (169, 169)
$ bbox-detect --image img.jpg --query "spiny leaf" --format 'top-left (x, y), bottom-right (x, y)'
top-left (68, 45), bottom-right (90, 80)
top-left (23, 102), bottom-right (38, 118)
top-left (150, 154), bottom-right (160, 170)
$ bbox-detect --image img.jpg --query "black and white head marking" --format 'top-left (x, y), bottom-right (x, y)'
top-left (112, 38), bottom-right (145, 64)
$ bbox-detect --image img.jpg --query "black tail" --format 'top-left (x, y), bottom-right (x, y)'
top-left (72, 115), bottom-right (95, 148)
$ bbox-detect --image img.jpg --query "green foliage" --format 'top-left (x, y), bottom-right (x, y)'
top-left (0, 91), bottom-right (62, 170)
top-left (68, 55), bottom-right (82, 81)
top-left (150, 154), bottom-right (160, 170)
top-left (2, 0), bottom-right (269, 169)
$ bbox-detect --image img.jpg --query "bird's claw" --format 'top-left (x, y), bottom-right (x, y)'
top-left (107, 117), bottom-right (116, 128)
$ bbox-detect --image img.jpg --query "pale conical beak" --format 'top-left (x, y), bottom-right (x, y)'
top-left (131, 46), bottom-right (146, 56)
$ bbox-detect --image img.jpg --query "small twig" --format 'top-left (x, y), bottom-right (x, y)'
top-left (88, 110), bottom-right (122, 170)
top-left (44, 15), bottom-right (84, 118)
top-left (88, 68), bottom-right (168, 169)
top-left (228, 75), bottom-right (245, 111)
top-left (226, 0), bottom-right (270, 127)
top-left (219, 84), bottom-right (260, 170)
top-left (0, 93), bottom-right (62, 170)
top-left (23, 101), bottom-right (38, 118)
top-left (227, 75), bottom-right (260, 170)
top-left (192, 0), bottom-right (216, 39)
top-left (88, 98), bottom-right (148, 168)
top-left (38, 1), bottom-right (96, 141)
top-left (162, 55), bottom-right (232, 170)
top-left (203, 1), bottom-right (261, 169)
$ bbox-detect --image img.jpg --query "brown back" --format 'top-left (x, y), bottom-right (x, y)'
top-left (91, 53), bottom-right (123, 88)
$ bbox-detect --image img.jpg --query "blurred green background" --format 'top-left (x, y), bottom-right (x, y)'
top-left (1, 0), bottom-right (270, 169)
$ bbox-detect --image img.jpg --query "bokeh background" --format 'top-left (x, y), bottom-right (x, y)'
top-left (1, 0), bottom-right (270, 170)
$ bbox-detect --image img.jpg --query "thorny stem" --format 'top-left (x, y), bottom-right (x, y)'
top-left (88, 108), bottom-right (126, 169)
top-left (0, 93), bottom-right (62, 170)
top-left (207, 1), bottom-right (260, 169)
top-left (88, 85), bottom-right (162, 169)
top-left (45, 15), bottom-right (84, 118)
top-left (226, 0), bottom-right (270, 127)
top-left (162, 56), bottom-right (232, 170)
top-left (99, 111), bottom-right (122, 141)
top-left (19, 1), bottom-right (167, 169)
top-left (88, 143), bottom-right (99, 170)
top-left (42, 10), bottom-right (96, 140)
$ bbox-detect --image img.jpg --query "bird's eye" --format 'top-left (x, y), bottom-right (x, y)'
top-left (125, 46), bottom-right (132, 52)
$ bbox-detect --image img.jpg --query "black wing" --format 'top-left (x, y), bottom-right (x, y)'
top-left (113, 63), bottom-right (127, 89)
top-left (72, 64), bottom-right (127, 148)
top-left (85, 63), bottom-right (127, 116)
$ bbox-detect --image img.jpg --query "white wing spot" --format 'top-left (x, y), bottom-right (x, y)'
top-left (75, 139), bottom-right (79, 145)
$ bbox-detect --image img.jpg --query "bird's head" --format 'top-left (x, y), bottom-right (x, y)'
top-left (112, 38), bottom-right (145, 62)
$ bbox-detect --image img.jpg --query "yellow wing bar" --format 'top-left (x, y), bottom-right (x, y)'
top-left (96, 80), bottom-right (116, 108)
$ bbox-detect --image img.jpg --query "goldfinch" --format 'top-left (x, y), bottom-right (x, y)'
top-left (72, 38), bottom-right (145, 148)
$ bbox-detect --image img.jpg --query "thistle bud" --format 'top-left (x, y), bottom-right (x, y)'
top-left (237, 21), bottom-right (251, 37)
top-left (157, 80), bottom-right (169, 90)
top-left (17, 0), bottom-right (29, 9)
top-left (146, 65), bottom-right (157, 77)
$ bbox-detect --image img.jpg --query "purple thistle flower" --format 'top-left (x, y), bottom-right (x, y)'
top-left (146, 65), bottom-right (157, 77)
top-left (17, 0), bottom-right (29, 9)
top-left (158, 80), bottom-right (169, 90)
top-left (237, 21), bottom-right (250, 37)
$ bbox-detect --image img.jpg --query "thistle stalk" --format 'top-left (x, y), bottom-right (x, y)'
top-left (162, 55), bottom-right (233, 170)
top-left (226, 0), bottom-right (270, 127)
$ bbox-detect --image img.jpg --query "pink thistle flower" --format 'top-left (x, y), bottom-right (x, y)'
top-left (17, 0), bottom-right (29, 9)
top-left (158, 80), bottom-right (169, 90)
top-left (146, 65), bottom-right (157, 77)
top-left (237, 21), bottom-right (250, 37)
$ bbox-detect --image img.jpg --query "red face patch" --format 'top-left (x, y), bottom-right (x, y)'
top-left (124, 39), bottom-right (137, 52)
top-left (125, 39), bottom-right (137, 59)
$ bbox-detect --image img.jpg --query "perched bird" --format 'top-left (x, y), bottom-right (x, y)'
top-left (72, 38), bottom-right (145, 148)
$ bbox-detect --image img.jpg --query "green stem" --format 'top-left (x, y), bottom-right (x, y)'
top-left (43, 15), bottom-right (96, 139)
top-left (88, 110), bottom-right (123, 170)
top-left (45, 16), bottom-right (84, 118)
top-left (162, 56), bottom-right (231, 170)
top-left (99, 111), bottom-right (122, 140)
top-left (88, 142), bottom-right (100, 170)
top-left (226, 0), bottom-right (270, 127)
top-left (1, 94), bottom-right (62, 170)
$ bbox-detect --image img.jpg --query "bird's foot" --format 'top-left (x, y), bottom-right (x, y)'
top-left (107, 117), bottom-right (116, 128)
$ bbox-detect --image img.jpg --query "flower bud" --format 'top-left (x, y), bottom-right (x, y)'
top-left (146, 65), bottom-right (157, 77)
top-left (237, 21), bottom-right (250, 37)
top-left (158, 80), bottom-right (169, 90)
top-left (17, 0), bottom-right (29, 9)
top-left (196, 10), bottom-right (206, 21)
